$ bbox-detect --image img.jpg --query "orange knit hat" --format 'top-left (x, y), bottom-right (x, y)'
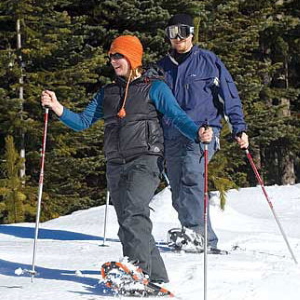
top-left (108, 35), bottom-right (143, 69)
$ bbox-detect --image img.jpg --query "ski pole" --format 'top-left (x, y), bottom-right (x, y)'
top-left (245, 148), bottom-right (298, 264)
top-left (30, 107), bottom-right (50, 281)
top-left (100, 189), bottom-right (110, 247)
top-left (202, 124), bottom-right (211, 300)
top-left (203, 142), bottom-right (209, 300)
top-left (162, 169), bottom-right (171, 188)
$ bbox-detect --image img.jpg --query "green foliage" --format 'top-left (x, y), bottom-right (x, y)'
top-left (0, 0), bottom-right (299, 221)
top-left (0, 135), bottom-right (26, 223)
top-left (0, 0), bottom-right (109, 222)
top-left (193, 0), bottom-right (300, 186)
top-left (209, 152), bottom-right (239, 210)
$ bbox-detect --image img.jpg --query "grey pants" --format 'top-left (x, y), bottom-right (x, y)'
top-left (106, 155), bottom-right (169, 283)
top-left (165, 129), bottom-right (220, 248)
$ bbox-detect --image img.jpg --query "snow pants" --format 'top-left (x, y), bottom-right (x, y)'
top-left (106, 155), bottom-right (169, 283)
top-left (164, 128), bottom-right (220, 248)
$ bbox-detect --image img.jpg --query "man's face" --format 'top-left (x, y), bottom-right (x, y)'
top-left (170, 35), bottom-right (193, 53)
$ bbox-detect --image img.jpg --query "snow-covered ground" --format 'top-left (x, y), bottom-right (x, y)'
top-left (1, 184), bottom-right (300, 300)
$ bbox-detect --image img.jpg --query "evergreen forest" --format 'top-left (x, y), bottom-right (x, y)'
top-left (0, 0), bottom-right (299, 223)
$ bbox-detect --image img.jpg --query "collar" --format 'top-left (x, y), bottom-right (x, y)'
top-left (168, 45), bottom-right (198, 65)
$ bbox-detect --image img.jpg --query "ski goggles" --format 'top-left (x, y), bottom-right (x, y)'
top-left (165, 25), bottom-right (194, 39)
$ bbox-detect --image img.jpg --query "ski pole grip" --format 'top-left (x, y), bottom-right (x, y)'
top-left (202, 123), bottom-right (211, 145)
top-left (236, 131), bottom-right (248, 150)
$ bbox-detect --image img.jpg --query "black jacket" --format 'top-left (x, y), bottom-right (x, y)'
top-left (102, 70), bottom-right (164, 163)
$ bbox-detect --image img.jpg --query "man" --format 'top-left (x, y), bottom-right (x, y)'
top-left (41, 35), bottom-right (209, 293)
top-left (158, 14), bottom-right (249, 253)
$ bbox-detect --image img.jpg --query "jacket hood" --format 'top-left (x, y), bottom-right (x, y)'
top-left (142, 64), bottom-right (165, 80)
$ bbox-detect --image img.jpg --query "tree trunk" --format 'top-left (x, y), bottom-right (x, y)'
top-left (16, 18), bottom-right (26, 183)
top-left (279, 150), bottom-right (295, 185)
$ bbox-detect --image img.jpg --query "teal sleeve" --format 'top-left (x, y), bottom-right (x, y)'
top-left (59, 89), bottom-right (104, 131)
top-left (149, 80), bottom-right (199, 141)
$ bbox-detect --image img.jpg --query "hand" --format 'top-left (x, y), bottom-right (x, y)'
top-left (198, 126), bottom-right (213, 144)
top-left (41, 90), bottom-right (63, 116)
top-left (235, 132), bottom-right (249, 149)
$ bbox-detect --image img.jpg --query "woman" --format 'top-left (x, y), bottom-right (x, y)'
top-left (41, 35), bottom-right (210, 285)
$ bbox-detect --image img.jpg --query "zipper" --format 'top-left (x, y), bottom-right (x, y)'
top-left (117, 118), bottom-right (126, 164)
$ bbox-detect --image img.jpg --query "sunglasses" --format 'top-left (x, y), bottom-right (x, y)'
top-left (109, 53), bottom-right (125, 60)
top-left (165, 25), bottom-right (194, 39)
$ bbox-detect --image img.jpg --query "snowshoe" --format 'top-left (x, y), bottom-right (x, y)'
top-left (167, 228), bottom-right (229, 254)
top-left (101, 257), bottom-right (174, 297)
top-left (207, 247), bottom-right (229, 255)
top-left (167, 227), bottom-right (204, 253)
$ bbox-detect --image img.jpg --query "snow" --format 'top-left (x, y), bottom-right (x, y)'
top-left (1, 184), bottom-right (300, 300)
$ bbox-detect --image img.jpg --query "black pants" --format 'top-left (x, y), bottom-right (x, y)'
top-left (106, 155), bottom-right (169, 283)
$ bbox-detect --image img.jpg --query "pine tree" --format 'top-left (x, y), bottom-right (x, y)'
top-left (0, 136), bottom-right (26, 223)
top-left (1, 0), bottom-right (299, 221)
top-left (191, 0), bottom-right (300, 185)
top-left (0, 0), bottom-right (108, 220)
top-left (257, 0), bottom-right (300, 184)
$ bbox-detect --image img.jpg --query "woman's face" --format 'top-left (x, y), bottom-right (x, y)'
top-left (110, 53), bottom-right (131, 78)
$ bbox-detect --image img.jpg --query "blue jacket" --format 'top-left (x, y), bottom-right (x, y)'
top-left (60, 73), bottom-right (199, 142)
top-left (158, 46), bottom-right (247, 137)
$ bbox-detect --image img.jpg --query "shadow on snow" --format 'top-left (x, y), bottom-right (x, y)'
top-left (0, 258), bottom-right (115, 296)
top-left (0, 225), bottom-right (119, 242)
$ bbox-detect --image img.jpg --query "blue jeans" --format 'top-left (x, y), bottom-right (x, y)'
top-left (164, 128), bottom-right (220, 248)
